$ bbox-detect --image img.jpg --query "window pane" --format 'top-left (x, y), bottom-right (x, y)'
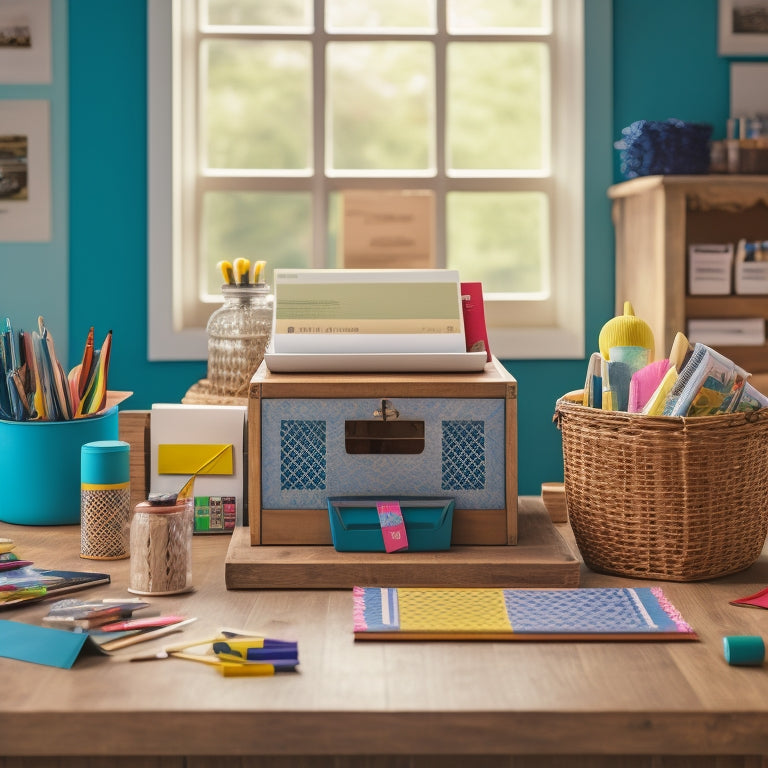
top-left (447, 0), bottom-right (548, 32)
top-left (447, 192), bottom-right (548, 294)
top-left (204, 40), bottom-right (311, 170)
top-left (326, 0), bottom-right (434, 30)
top-left (327, 42), bottom-right (434, 172)
top-left (328, 192), bottom-right (342, 268)
top-left (202, 192), bottom-right (312, 295)
top-left (205, 0), bottom-right (311, 28)
top-left (447, 43), bottom-right (547, 171)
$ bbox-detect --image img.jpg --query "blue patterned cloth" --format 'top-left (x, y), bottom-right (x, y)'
top-left (615, 118), bottom-right (712, 179)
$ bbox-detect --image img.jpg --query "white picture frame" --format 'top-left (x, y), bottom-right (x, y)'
top-left (0, 0), bottom-right (51, 84)
top-left (719, 0), bottom-right (768, 56)
top-left (731, 62), bottom-right (768, 117)
top-left (0, 100), bottom-right (51, 242)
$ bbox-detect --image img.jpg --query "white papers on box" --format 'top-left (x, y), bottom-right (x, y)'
top-left (687, 318), bottom-right (766, 346)
top-left (688, 244), bottom-right (733, 295)
top-left (271, 269), bottom-right (465, 354)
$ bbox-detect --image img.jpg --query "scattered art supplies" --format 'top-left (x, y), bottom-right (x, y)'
top-left (42, 597), bottom-right (151, 630)
top-left (0, 563), bottom-right (111, 608)
top-left (0, 619), bottom-right (108, 669)
top-left (0, 539), bottom-right (33, 572)
top-left (0, 612), bottom-right (198, 669)
top-left (352, 586), bottom-right (697, 641)
top-left (128, 628), bottom-right (299, 676)
top-left (0, 315), bottom-right (127, 422)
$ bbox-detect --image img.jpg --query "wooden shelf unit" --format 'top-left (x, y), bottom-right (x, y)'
top-left (608, 174), bottom-right (768, 385)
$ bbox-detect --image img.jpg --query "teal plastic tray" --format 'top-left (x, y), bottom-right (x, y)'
top-left (326, 496), bottom-right (455, 552)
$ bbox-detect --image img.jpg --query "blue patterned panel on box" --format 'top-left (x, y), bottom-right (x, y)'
top-left (442, 420), bottom-right (485, 490)
top-left (261, 398), bottom-right (505, 510)
top-left (279, 420), bottom-right (326, 490)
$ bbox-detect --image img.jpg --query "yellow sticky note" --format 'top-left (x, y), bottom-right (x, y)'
top-left (158, 444), bottom-right (234, 476)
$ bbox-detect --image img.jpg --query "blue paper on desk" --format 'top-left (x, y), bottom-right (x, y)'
top-left (0, 619), bottom-right (108, 668)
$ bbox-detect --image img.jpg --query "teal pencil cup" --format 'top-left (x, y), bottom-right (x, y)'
top-left (0, 407), bottom-right (119, 525)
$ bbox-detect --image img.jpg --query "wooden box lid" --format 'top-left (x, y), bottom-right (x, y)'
top-left (249, 356), bottom-right (517, 401)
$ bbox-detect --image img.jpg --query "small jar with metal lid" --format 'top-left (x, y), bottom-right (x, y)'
top-left (129, 499), bottom-right (193, 595)
top-left (206, 282), bottom-right (273, 398)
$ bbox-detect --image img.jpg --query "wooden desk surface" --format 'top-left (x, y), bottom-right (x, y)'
top-left (3, 497), bottom-right (768, 768)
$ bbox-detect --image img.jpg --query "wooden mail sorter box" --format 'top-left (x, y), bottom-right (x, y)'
top-left (247, 358), bottom-right (518, 548)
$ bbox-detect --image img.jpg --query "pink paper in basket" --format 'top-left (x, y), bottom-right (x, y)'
top-left (628, 359), bottom-right (670, 413)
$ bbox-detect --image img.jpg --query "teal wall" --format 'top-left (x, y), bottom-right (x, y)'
top-left (1, 0), bottom-right (738, 494)
top-left (0, 0), bottom-right (69, 358)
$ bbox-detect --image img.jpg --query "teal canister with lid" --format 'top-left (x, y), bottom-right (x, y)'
top-left (80, 440), bottom-right (131, 560)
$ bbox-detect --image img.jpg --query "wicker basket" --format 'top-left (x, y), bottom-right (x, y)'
top-left (554, 397), bottom-right (768, 581)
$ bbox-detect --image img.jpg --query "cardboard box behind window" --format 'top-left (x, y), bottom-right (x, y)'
top-left (341, 190), bottom-right (435, 269)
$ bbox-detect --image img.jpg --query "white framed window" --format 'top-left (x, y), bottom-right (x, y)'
top-left (148, 0), bottom-right (584, 361)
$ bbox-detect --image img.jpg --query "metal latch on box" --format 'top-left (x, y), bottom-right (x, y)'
top-left (345, 399), bottom-right (425, 455)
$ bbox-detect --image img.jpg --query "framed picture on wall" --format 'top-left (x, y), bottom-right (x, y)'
top-left (0, 0), bottom-right (51, 84)
top-left (719, 0), bottom-right (768, 55)
top-left (0, 100), bottom-right (51, 242)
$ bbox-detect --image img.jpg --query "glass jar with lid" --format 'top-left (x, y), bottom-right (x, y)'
top-left (206, 282), bottom-right (273, 398)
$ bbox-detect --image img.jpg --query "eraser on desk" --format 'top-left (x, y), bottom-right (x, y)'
top-left (723, 635), bottom-right (765, 666)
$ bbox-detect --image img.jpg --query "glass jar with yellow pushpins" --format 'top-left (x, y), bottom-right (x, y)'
top-left (206, 259), bottom-right (273, 399)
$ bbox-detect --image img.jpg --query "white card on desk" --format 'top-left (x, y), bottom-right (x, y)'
top-left (150, 404), bottom-right (246, 530)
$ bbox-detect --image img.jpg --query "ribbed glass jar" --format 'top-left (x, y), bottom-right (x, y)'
top-left (206, 283), bottom-right (273, 398)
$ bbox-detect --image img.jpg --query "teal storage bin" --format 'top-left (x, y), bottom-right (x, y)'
top-left (327, 496), bottom-right (455, 552)
top-left (0, 407), bottom-right (119, 525)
